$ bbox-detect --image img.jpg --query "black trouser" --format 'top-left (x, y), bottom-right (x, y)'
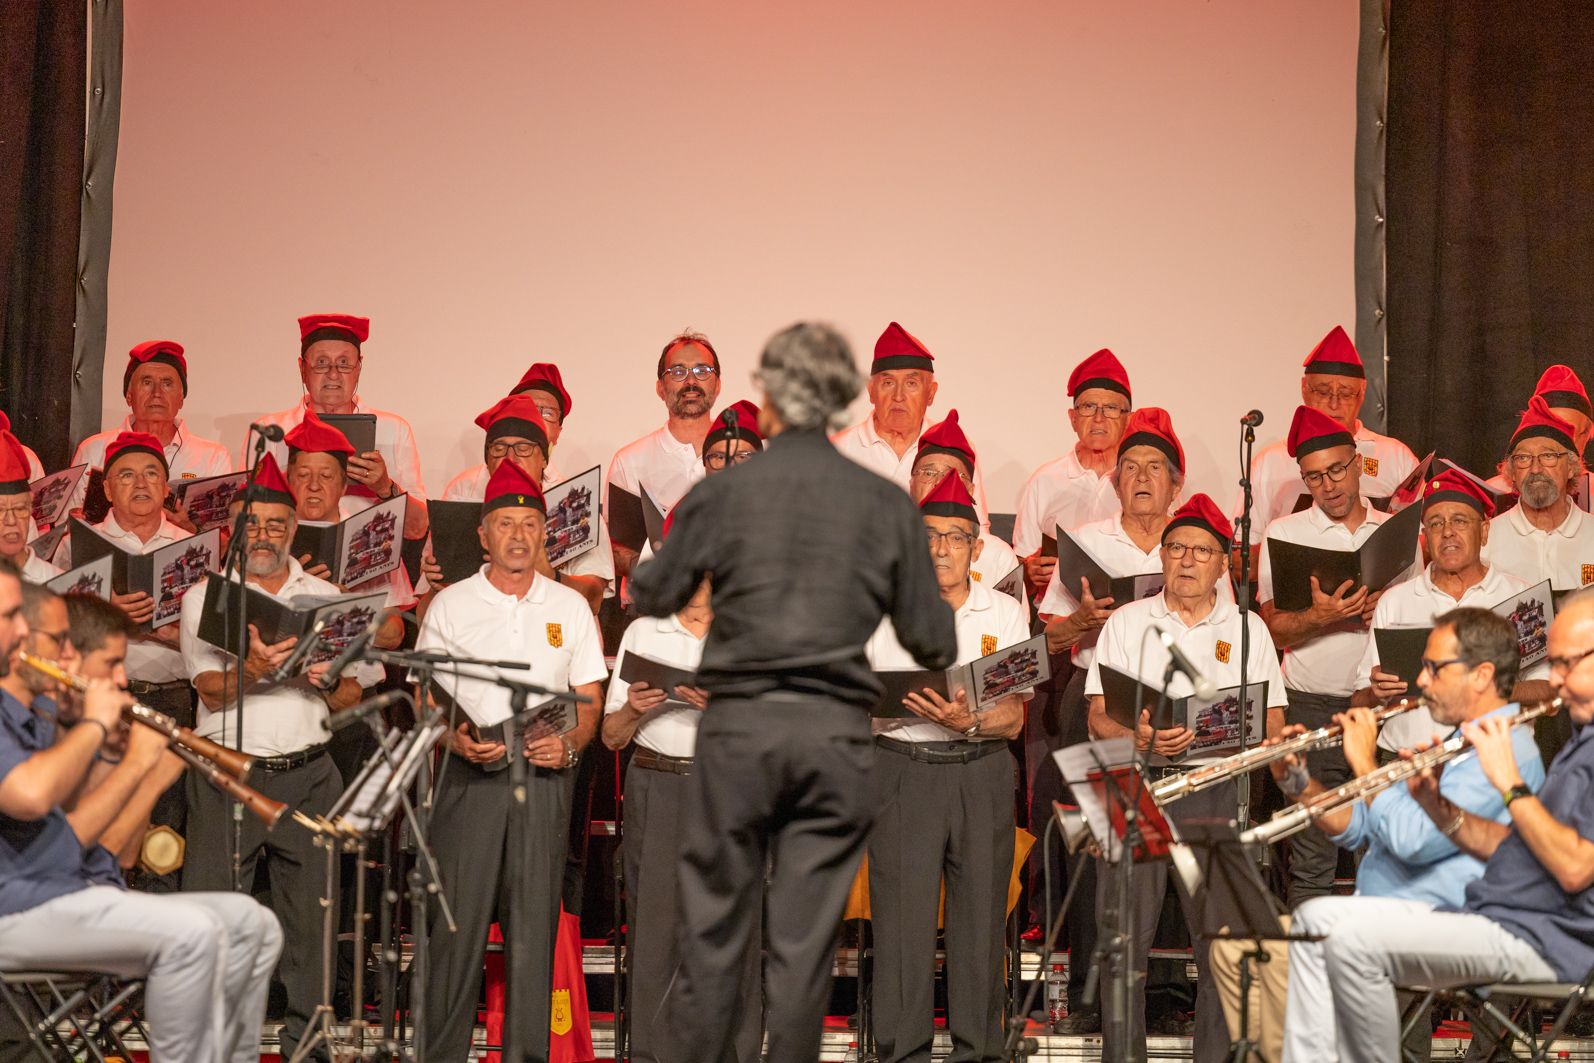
top-left (1282, 689), bottom-right (1353, 908)
top-left (1025, 663), bottom-right (1098, 1006)
top-left (422, 753), bottom-right (574, 1063)
top-left (184, 751), bottom-right (339, 1062)
top-left (623, 755), bottom-right (763, 1063)
top-left (127, 681), bottom-right (196, 894)
top-left (1096, 779), bottom-right (1237, 1063)
top-left (662, 695), bottom-right (874, 1063)
top-left (869, 739), bottom-right (1014, 1063)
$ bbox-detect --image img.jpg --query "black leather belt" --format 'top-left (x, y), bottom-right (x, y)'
top-left (255, 742), bottom-right (330, 773)
top-left (876, 736), bottom-right (1009, 765)
top-left (127, 679), bottom-right (190, 696)
top-left (632, 748), bottom-right (693, 775)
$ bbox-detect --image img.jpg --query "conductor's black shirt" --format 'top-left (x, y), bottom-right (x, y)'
top-left (630, 427), bottom-right (957, 709)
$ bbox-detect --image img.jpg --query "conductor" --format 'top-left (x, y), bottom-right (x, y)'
top-left (631, 322), bottom-right (958, 1063)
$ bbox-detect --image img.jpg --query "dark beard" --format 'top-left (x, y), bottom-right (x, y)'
top-left (670, 391), bottom-right (711, 418)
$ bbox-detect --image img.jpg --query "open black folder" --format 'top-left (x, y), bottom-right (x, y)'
top-left (616, 651), bottom-right (697, 701)
top-left (1055, 525), bottom-right (1163, 604)
top-left (69, 520), bottom-right (220, 628)
top-left (1374, 578), bottom-right (1555, 685)
top-left (1265, 501), bottom-right (1422, 613)
top-left (873, 634), bottom-right (1050, 718)
top-left (1098, 663), bottom-right (1268, 764)
top-left (196, 577), bottom-right (386, 670)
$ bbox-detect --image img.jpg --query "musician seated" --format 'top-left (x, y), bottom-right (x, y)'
top-left (1284, 596), bottom-right (1594, 1063)
top-left (1210, 607), bottom-right (1545, 1062)
top-left (0, 560), bottom-right (283, 1063)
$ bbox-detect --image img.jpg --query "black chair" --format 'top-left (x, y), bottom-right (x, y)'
top-left (1398, 964), bottom-right (1594, 1063)
top-left (0, 971), bottom-right (146, 1063)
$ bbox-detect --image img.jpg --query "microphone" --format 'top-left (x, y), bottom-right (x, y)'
top-left (250, 422), bottom-right (286, 442)
top-left (1153, 623), bottom-right (1218, 700)
top-left (262, 618), bottom-right (327, 685)
top-left (312, 611), bottom-right (383, 690)
top-left (323, 689), bottom-right (409, 733)
top-left (1240, 410), bottom-right (1265, 427)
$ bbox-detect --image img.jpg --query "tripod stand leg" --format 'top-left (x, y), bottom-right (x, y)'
top-left (1003, 846), bottom-right (1092, 1061)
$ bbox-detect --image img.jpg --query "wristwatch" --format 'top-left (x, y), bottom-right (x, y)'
top-left (963, 717), bottom-right (981, 739)
top-left (1501, 783), bottom-right (1534, 809)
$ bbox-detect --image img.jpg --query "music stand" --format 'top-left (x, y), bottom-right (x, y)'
top-left (1173, 820), bottom-right (1318, 1063)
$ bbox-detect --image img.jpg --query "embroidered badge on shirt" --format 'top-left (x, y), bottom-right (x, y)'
top-left (1363, 456), bottom-right (1380, 477)
top-left (550, 988), bottom-right (573, 1036)
top-left (972, 571), bottom-right (983, 582)
top-left (982, 634), bottom-right (997, 656)
top-left (1215, 640), bottom-right (1232, 664)
top-left (1583, 565), bottom-right (1594, 587)
top-left (546, 623), bottom-right (563, 648)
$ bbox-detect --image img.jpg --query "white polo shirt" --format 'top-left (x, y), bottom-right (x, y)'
top-left (1085, 591), bottom-right (1288, 765)
top-left (1238, 422), bottom-right (1418, 533)
top-left (1258, 500), bottom-right (1410, 697)
top-left (1481, 504), bottom-right (1594, 592)
top-left (440, 463), bottom-right (615, 587)
top-left (603, 612), bottom-right (707, 758)
top-left (607, 424), bottom-right (705, 520)
top-left (180, 559), bottom-right (385, 757)
top-left (1036, 516), bottom-right (1165, 670)
top-left (416, 569), bottom-right (607, 729)
top-left (1011, 449), bottom-right (1122, 559)
top-left (831, 415), bottom-right (992, 524)
top-left (866, 578), bottom-right (1030, 743)
top-left (1356, 563), bottom-right (1545, 751)
top-left (250, 396), bottom-right (427, 499)
top-left (58, 512), bottom-right (192, 684)
top-left (72, 416), bottom-right (234, 509)
top-left (19, 551), bottom-right (61, 584)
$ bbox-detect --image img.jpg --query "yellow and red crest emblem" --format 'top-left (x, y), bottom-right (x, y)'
top-left (981, 634), bottom-right (998, 656)
top-left (1362, 456), bottom-right (1379, 477)
top-left (1215, 640), bottom-right (1232, 664)
top-left (1583, 565), bottom-right (1594, 587)
top-left (550, 987), bottom-right (573, 1036)
top-left (546, 623), bottom-right (563, 648)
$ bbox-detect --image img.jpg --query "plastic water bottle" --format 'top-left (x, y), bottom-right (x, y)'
top-left (842, 1040), bottom-right (859, 1061)
top-left (1047, 962), bottom-right (1068, 1023)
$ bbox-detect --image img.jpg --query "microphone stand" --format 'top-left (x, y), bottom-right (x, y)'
top-left (1235, 415), bottom-right (1259, 827)
top-left (216, 426), bottom-right (268, 891)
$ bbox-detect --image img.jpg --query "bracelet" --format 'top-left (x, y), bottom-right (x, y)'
top-left (559, 733), bottom-right (577, 768)
top-left (1440, 809), bottom-right (1466, 837)
top-left (78, 719), bottom-right (110, 743)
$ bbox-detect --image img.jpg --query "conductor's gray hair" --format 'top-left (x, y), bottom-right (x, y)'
top-left (755, 323), bottom-right (863, 433)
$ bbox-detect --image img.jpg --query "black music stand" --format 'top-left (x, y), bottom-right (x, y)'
top-left (1173, 821), bottom-right (1319, 1063)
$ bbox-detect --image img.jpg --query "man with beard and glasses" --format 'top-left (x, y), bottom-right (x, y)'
top-left (1482, 397), bottom-right (1594, 594)
top-left (251, 313), bottom-right (430, 541)
top-left (1486, 366), bottom-right (1594, 492)
top-left (832, 322), bottom-right (990, 523)
top-left (70, 341), bottom-right (233, 522)
top-left (608, 331), bottom-right (723, 595)
top-left (1259, 407), bottom-right (1414, 908)
top-left (1237, 327), bottom-right (1417, 543)
top-left (178, 454), bottom-right (380, 1061)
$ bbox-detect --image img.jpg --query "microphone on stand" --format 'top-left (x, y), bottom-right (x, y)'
top-left (324, 689), bottom-right (409, 733)
top-left (1153, 623), bottom-right (1218, 700)
top-left (1240, 410), bottom-right (1265, 428)
top-left (259, 618), bottom-right (328, 686)
top-left (719, 405), bottom-right (739, 466)
top-left (250, 422), bottom-right (286, 442)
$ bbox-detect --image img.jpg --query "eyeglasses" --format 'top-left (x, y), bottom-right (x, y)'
top-left (911, 465), bottom-right (969, 483)
top-left (30, 628), bottom-right (70, 652)
top-left (304, 358), bottom-right (361, 375)
top-left (0, 503), bottom-right (31, 525)
top-left (112, 467), bottom-right (165, 485)
top-left (1306, 384), bottom-right (1361, 404)
top-left (244, 516), bottom-right (291, 537)
top-left (1419, 656), bottom-right (1468, 678)
top-left (925, 529), bottom-right (976, 549)
top-left (1162, 541), bottom-right (1220, 562)
top-left (704, 450), bottom-right (755, 470)
top-left (660, 364), bottom-right (718, 382)
top-left (487, 441), bottom-right (543, 460)
top-left (1074, 401), bottom-right (1128, 420)
top-left (1301, 460), bottom-right (1354, 489)
top-left (1547, 645), bottom-right (1594, 675)
top-left (1422, 515), bottom-right (1480, 535)
top-left (1508, 450), bottom-right (1573, 469)
top-left (533, 404), bottom-right (563, 428)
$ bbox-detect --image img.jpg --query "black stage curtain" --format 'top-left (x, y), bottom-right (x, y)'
top-left (0, 2), bottom-right (85, 471)
top-left (1385, 1), bottom-right (1594, 474)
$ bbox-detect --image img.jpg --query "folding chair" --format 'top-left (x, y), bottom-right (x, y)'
top-left (0, 970), bottom-right (146, 1063)
top-left (1398, 962), bottom-right (1594, 1063)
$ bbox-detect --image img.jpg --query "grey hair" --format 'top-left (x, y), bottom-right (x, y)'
top-left (755, 322), bottom-right (862, 432)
